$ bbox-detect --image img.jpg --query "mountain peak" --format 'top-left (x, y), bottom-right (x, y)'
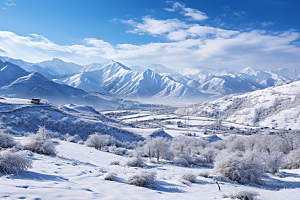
top-left (240, 67), bottom-right (261, 75)
top-left (51, 58), bottom-right (64, 62)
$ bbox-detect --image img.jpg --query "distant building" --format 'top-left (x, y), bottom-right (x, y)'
top-left (31, 98), bottom-right (40, 104)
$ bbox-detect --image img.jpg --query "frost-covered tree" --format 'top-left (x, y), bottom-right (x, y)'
top-left (24, 126), bottom-right (56, 155)
top-left (255, 135), bottom-right (288, 155)
top-left (258, 152), bottom-right (284, 174)
top-left (144, 137), bottom-right (170, 161)
top-left (214, 151), bottom-right (263, 184)
top-left (85, 133), bottom-right (115, 150)
top-left (283, 148), bottom-right (300, 169)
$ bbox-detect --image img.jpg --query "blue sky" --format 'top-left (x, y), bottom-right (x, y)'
top-left (0, 0), bottom-right (299, 71)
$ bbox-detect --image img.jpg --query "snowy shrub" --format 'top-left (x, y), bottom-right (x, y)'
top-left (126, 150), bottom-right (138, 157)
top-left (259, 152), bottom-right (284, 174)
top-left (125, 156), bottom-right (145, 167)
top-left (201, 147), bottom-right (218, 163)
top-left (191, 156), bottom-right (207, 166)
top-left (128, 170), bottom-right (157, 187)
top-left (180, 171), bottom-right (197, 183)
top-left (210, 139), bottom-right (228, 151)
top-left (255, 135), bottom-right (289, 155)
top-left (223, 190), bottom-right (259, 200)
top-left (24, 126), bottom-right (56, 155)
top-left (66, 134), bottom-right (81, 143)
top-left (85, 133), bottom-right (115, 150)
top-left (0, 149), bottom-right (33, 174)
top-left (173, 157), bottom-right (189, 167)
top-left (214, 152), bottom-right (263, 184)
top-left (0, 132), bottom-right (18, 148)
top-left (227, 137), bottom-right (246, 152)
top-left (104, 172), bottom-right (117, 181)
top-left (198, 170), bottom-right (210, 178)
top-left (109, 146), bottom-right (127, 155)
top-left (110, 160), bottom-right (120, 165)
top-left (283, 148), bottom-right (300, 169)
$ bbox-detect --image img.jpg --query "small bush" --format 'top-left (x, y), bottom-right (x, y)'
top-left (198, 170), bottom-right (210, 178)
top-left (110, 160), bottom-right (120, 165)
top-left (128, 170), bottom-right (157, 187)
top-left (283, 148), bottom-right (300, 169)
top-left (66, 134), bottom-right (81, 143)
top-left (125, 156), bottom-right (145, 167)
top-left (24, 126), bottom-right (56, 155)
top-left (223, 190), bottom-right (259, 200)
top-left (181, 171), bottom-right (197, 183)
top-left (0, 132), bottom-right (17, 148)
top-left (104, 172), bottom-right (117, 181)
top-left (173, 157), bottom-right (189, 167)
top-left (0, 149), bottom-right (33, 174)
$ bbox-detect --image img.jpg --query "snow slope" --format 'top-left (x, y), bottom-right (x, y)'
top-left (0, 62), bottom-right (29, 87)
top-left (0, 97), bottom-right (141, 141)
top-left (1, 137), bottom-right (299, 200)
top-left (175, 80), bottom-right (300, 129)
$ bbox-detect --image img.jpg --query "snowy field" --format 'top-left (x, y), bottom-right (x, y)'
top-left (0, 97), bottom-right (300, 200)
top-left (1, 138), bottom-right (300, 200)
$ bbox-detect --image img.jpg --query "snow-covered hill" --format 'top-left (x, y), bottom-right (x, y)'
top-left (175, 80), bottom-right (300, 129)
top-left (0, 61), bottom-right (29, 87)
top-left (0, 97), bottom-right (141, 141)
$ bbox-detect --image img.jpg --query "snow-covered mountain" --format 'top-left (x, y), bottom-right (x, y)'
top-left (56, 61), bottom-right (203, 100)
top-left (238, 67), bottom-right (300, 87)
top-left (0, 62), bottom-right (157, 110)
top-left (110, 69), bottom-right (205, 99)
top-left (0, 61), bottom-right (29, 87)
top-left (146, 64), bottom-right (180, 77)
top-left (175, 80), bottom-right (300, 129)
top-left (37, 58), bottom-right (83, 75)
top-left (1, 56), bottom-right (300, 101)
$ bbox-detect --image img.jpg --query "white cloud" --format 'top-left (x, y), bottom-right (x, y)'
top-left (0, 29), bottom-right (299, 71)
top-left (4, 2), bottom-right (16, 6)
top-left (165, 2), bottom-right (208, 21)
top-left (122, 17), bottom-right (239, 41)
top-left (123, 16), bottom-right (187, 36)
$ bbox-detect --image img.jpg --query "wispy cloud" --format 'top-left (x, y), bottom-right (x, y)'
top-left (109, 18), bottom-right (118, 23)
top-left (1, 7), bottom-right (8, 10)
top-left (260, 21), bottom-right (275, 27)
top-left (164, 2), bottom-right (208, 21)
top-left (122, 16), bottom-right (239, 41)
top-left (4, 2), bottom-right (17, 6)
top-left (232, 11), bottom-right (246, 20)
